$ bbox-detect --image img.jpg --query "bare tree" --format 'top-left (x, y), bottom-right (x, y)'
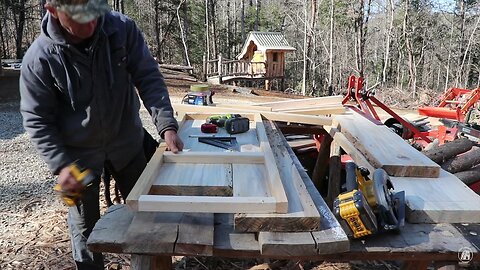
top-left (177, 0), bottom-right (191, 67)
top-left (382, 0), bottom-right (394, 84)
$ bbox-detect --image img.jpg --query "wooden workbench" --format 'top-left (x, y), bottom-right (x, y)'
top-left (87, 122), bottom-right (480, 270)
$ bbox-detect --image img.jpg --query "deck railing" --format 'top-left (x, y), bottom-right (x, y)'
top-left (204, 54), bottom-right (266, 83)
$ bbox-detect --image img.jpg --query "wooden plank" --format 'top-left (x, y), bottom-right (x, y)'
top-left (335, 131), bottom-right (480, 223)
top-left (234, 120), bottom-right (320, 232)
top-left (214, 103), bottom-right (273, 111)
top-left (173, 103), bottom-right (332, 126)
top-left (391, 169), bottom-right (480, 223)
top-left (333, 132), bottom-right (375, 173)
top-left (162, 151), bottom-right (264, 164)
top-left (326, 140), bottom-right (341, 209)
top-left (138, 195), bottom-right (278, 213)
top-left (150, 163), bottom-right (233, 196)
top-left (254, 114), bottom-right (288, 213)
top-left (256, 121), bottom-right (349, 255)
top-left (125, 145), bottom-right (167, 211)
top-left (175, 213), bottom-right (214, 256)
top-left (86, 204), bottom-right (133, 253)
top-left (252, 95), bottom-right (344, 110)
top-left (311, 133), bottom-right (333, 195)
top-left (281, 106), bottom-right (345, 115)
top-left (258, 232), bottom-right (317, 256)
top-left (123, 212), bottom-right (181, 254)
top-left (334, 112), bottom-right (440, 177)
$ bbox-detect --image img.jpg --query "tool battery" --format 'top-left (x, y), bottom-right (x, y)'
top-left (333, 189), bottom-right (378, 238)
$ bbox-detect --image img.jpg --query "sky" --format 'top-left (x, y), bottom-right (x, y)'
top-left (432, 0), bottom-right (456, 12)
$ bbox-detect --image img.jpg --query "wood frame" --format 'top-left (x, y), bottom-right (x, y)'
top-left (173, 104), bottom-right (332, 126)
top-left (126, 113), bottom-right (289, 214)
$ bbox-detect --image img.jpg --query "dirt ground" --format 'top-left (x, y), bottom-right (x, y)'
top-left (0, 79), bottom-right (476, 269)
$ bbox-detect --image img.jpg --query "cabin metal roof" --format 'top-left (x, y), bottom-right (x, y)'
top-left (237, 32), bottom-right (295, 59)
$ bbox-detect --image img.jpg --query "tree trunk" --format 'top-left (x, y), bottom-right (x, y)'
top-left (226, 0), bottom-right (231, 59)
top-left (14, 0), bottom-right (26, 59)
top-left (209, 0), bottom-right (217, 58)
top-left (458, 15), bottom-right (480, 88)
top-left (205, 0), bottom-right (210, 61)
top-left (241, 0), bottom-right (245, 42)
top-left (455, 0), bottom-right (466, 86)
top-left (445, 19), bottom-right (454, 91)
top-left (154, 0), bottom-right (161, 60)
top-left (301, 0), bottom-right (307, 96)
top-left (403, 0), bottom-right (416, 96)
top-left (441, 146), bottom-right (480, 174)
top-left (176, 0), bottom-right (191, 67)
top-left (382, 0), bottom-right (394, 84)
top-left (254, 0), bottom-right (261, 31)
top-left (423, 137), bottom-right (473, 164)
top-left (327, 0), bottom-right (334, 92)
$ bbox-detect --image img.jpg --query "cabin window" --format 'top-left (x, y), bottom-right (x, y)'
top-left (273, 52), bottom-right (279, 62)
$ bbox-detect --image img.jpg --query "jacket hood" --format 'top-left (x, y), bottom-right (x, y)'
top-left (39, 12), bottom-right (110, 111)
top-left (40, 12), bottom-right (105, 45)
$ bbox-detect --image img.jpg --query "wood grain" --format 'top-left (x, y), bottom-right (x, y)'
top-left (151, 163), bottom-right (233, 196)
top-left (173, 103), bottom-right (333, 126)
top-left (334, 112), bottom-right (440, 177)
top-left (234, 120), bottom-right (321, 232)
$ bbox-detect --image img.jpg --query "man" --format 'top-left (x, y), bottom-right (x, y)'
top-left (19, 0), bottom-right (183, 268)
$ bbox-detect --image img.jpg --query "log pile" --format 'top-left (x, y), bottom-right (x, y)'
top-left (423, 138), bottom-right (480, 187)
top-left (158, 64), bottom-right (197, 82)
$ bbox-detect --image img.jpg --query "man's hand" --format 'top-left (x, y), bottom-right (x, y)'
top-left (57, 166), bottom-right (83, 193)
top-left (164, 129), bottom-right (184, 153)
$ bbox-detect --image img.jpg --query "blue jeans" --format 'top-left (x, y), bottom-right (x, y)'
top-left (67, 149), bottom-right (147, 269)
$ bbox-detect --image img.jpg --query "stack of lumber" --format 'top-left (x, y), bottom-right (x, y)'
top-left (159, 64), bottom-right (197, 82)
top-left (423, 138), bottom-right (480, 189)
top-left (331, 111), bottom-right (480, 223)
top-left (214, 95), bottom-right (345, 116)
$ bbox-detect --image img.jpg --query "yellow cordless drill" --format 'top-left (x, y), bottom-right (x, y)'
top-left (54, 162), bottom-right (95, 206)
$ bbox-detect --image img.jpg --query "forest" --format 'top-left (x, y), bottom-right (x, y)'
top-left (0, 0), bottom-right (479, 97)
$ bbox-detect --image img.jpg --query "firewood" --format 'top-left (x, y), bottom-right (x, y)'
top-left (441, 146), bottom-right (480, 173)
top-left (423, 137), bottom-right (473, 164)
top-left (454, 166), bottom-right (480, 185)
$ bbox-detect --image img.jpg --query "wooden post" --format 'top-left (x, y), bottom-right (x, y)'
top-left (326, 140), bottom-right (341, 209)
top-left (130, 255), bottom-right (172, 270)
top-left (312, 133), bottom-right (333, 196)
top-left (400, 261), bottom-right (431, 270)
top-left (218, 53), bottom-right (223, 84)
top-left (202, 53), bottom-right (207, 82)
top-left (265, 79), bottom-right (270, 90)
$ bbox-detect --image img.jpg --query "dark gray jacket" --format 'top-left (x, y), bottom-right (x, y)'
top-left (20, 11), bottom-right (178, 175)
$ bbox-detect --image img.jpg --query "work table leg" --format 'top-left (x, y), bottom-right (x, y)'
top-left (131, 255), bottom-right (172, 270)
top-left (400, 261), bottom-right (431, 270)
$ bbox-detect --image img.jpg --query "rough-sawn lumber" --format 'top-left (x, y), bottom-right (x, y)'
top-left (334, 112), bottom-right (440, 178)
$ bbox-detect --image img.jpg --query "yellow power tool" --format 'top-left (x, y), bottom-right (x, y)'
top-left (334, 162), bottom-right (405, 239)
top-left (54, 162), bottom-right (95, 206)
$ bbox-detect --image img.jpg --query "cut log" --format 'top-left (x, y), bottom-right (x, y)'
top-left (159, 64), bottom-right (194, 71)
top-left (162, 74), bottom-right (198, 82)
top-left (423, 138), bottom-right (473, 164)
top-left (454, 166), bottom-right (480, 185)
top-left (441, 146), bottom-right (480, 173)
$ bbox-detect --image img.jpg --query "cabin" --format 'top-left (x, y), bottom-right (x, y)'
top-left (205, 31), bottom-right (296, 90)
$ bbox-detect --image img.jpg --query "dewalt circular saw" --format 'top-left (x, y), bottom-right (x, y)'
top-left (334, 163), bottom-right (405, 239)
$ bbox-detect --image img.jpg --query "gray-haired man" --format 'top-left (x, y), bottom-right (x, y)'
top-left (20, 0), bottom-right (183, 268)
